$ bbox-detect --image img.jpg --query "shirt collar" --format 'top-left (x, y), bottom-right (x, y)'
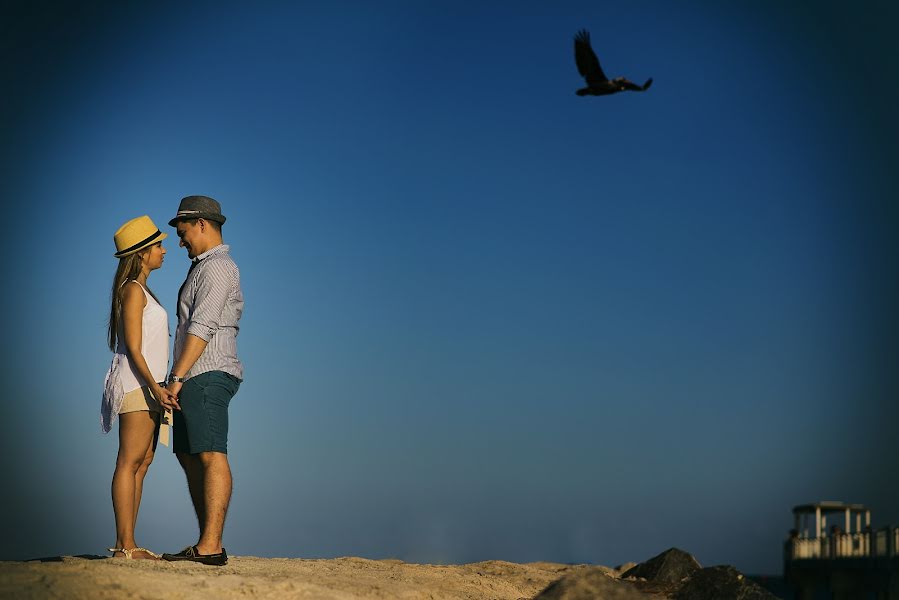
top-left (192, 244), bottom-right (229, 263)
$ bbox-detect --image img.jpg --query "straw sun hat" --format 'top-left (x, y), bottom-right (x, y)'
top-left (113, 215), bottom-right (168, 258)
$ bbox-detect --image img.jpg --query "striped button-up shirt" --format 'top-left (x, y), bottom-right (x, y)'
top-left (174, 244), bottom-right (244, 381)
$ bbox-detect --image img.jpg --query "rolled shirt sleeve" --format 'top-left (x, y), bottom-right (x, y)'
top-left (186, 260), bottom-right (235, 341)
top-left (174, 244), bottom-right (244, 381)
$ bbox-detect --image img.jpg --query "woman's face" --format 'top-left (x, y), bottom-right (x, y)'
top-left (141, 242), bottom-right (166, 271)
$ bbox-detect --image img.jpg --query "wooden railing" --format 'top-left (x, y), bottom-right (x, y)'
top-left (785, 527), bottom-right (899, 561)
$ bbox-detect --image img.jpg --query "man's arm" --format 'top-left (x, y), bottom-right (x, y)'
top-left (162, 259), bottom-right (235, 408)
top-left (163, 334), bottom-right (208, 408)
top-left (172, 333), bottom-right (208, 380)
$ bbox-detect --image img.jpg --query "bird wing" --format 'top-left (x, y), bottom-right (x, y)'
top-left (618, 77), bottom-right (653, 92)
top-left (617, 78), bottom-right (643, 91)
top-left (574, 30), bottom-right (607, 85)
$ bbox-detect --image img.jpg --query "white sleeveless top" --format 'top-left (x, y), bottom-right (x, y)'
top-left (115, 281), bottom-right (169, 392)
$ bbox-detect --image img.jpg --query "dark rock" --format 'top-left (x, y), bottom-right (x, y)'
top-left (621, 547), bottom-right (701, 585)
top-left (674, 566), bottom-right (779, 600)
top-left (533, 567), bottom-right (653, 599)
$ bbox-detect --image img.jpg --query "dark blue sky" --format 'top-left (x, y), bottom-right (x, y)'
top-left (1, 0), bottom-right (897, 575)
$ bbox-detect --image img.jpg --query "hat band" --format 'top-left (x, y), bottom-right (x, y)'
top-left (118, 229), bottom-right (163, 255)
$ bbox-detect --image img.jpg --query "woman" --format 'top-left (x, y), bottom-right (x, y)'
top-left (101, 215), bottom-right (177, 559)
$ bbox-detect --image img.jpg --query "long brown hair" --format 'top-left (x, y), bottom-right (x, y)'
top-left (107, 248), bottom-right (161, 351)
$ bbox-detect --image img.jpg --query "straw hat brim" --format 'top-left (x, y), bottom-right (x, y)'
top-left (114, 230), bottom-right (168, 258)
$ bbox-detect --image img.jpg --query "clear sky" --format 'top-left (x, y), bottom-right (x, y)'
top-left (1, 0), bottom-right (897, 576)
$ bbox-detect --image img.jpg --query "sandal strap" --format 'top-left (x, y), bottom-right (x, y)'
top-left (131, 547), bottom-right (161, 559)
top-left (107, 547), bottom-right (160, 559)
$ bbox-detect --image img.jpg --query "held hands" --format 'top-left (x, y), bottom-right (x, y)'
top-left (154, 383), bottom-right (181, 411)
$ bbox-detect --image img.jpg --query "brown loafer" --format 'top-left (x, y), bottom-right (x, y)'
top-left (161, 545), bottom-right (228, 566)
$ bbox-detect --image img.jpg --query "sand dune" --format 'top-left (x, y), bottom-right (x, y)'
top-left (1, 549), bottom-right (778, 599)
top-left (0, 555), bottom-right (618, 600)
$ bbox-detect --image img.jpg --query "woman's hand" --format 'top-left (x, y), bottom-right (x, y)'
top-left (154, 384), bottom-right (181, 411)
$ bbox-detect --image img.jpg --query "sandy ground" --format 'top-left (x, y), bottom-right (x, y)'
top-left (0, 555), bottom-right (630, 600)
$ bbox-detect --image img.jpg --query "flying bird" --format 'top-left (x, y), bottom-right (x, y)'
top-left (574, 29), bottom-right (652, 96)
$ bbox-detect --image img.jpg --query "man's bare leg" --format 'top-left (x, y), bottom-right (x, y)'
top-left (176, 452), bottom-right (207, 539)
top-left (195, 451), bottom-right (232, 555)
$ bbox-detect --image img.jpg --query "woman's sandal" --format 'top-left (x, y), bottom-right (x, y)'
top-left (108, 547), bottom-right (161, 560)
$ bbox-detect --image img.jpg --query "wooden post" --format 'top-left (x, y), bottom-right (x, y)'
top-left (845, 508), bottom-right (851, 533)
top-left (816, 507), bottom-right (822, 538)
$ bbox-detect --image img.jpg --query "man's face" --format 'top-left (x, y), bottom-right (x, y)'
top-left (176, 220), bottom-right (201, 259)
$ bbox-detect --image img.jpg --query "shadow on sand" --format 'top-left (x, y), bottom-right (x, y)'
top-left (25, 554), bottom-right (108, 563)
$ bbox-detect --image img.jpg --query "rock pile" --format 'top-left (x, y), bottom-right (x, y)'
top-left (534, 547), bottom-right (779, 600)
top-left (621, 547), bottom-right (701, 585)
top-left (674, 565), bottom-right (778, 600)
top-left (533, 567), bottom-right (652, 599)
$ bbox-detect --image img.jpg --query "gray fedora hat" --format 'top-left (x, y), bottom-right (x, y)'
top-left (169, 195), bottom-right (227, 227)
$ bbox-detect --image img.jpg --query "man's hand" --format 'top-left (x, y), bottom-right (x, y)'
top-left (158, 383), bottom-right (182, 411)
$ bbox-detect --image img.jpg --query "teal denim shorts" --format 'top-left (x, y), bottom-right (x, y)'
top-left (173, 371), bottom-right (240, 454)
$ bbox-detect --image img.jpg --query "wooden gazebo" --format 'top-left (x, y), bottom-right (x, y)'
top-left (785, 501), bottom-right (899, 599)
top-left (792, 501), bottom-right (871, 540)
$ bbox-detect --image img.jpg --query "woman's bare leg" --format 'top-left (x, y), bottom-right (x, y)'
top-left (132, 414), bottom-right (159, 531)
top-left (111, 410), bottom-right (157, 558)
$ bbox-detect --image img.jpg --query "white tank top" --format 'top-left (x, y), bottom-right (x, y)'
top-left (115, 281), bottom-right (169, 393)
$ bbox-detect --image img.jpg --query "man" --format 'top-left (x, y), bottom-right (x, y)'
top-left (159, 195), bottom-right (243, 566)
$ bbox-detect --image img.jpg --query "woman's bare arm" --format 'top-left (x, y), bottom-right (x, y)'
top-left (121, 281), bottom-right (176, 405)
